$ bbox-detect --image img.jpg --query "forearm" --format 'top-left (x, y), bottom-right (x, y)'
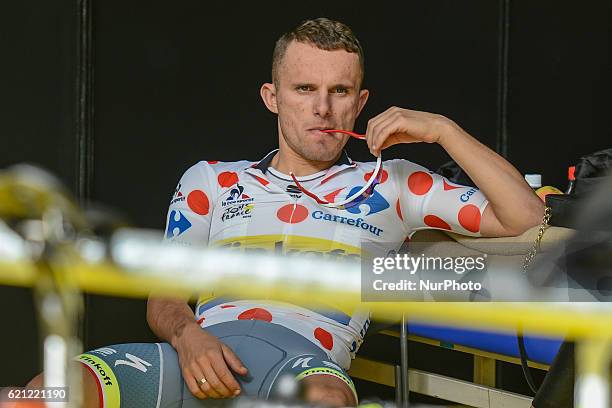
top-left (147, 296), bottom-right (200, 348)
top-left (437, 119), bottom-right (544, 234)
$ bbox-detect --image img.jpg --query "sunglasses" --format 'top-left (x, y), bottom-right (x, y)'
top-left (289, 129), bottom-right (383, 210)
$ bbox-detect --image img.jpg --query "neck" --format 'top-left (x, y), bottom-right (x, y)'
top-left (270, 147), bottom-right (339, 177)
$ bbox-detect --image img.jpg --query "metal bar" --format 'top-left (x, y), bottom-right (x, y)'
top-left (400, 314), bottom-right (409, 408)
top-left (75, 0), bottom-right (95, 378)
top-left (395, 365), bottom-right (402, 407)
top-left (75, 0), bottom-right (94, 205)
top-left (496, 0), bottom-right (511, 157)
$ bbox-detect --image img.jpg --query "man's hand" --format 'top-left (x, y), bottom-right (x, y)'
top-left (173, 322), bottom-right (248, 399)
top-left (364, 106), bottom-right (452, 156)
top-left (363, 105), bottom-right (544, 236)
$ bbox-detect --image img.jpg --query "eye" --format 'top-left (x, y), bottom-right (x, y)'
top-left (296, 85), bottom-right (313, 92)
top-left (333, 87), bottom-right (349, 94)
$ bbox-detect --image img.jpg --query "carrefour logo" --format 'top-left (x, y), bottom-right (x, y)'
top-left (460, 188), bottom-right (478, 203)
top-left (166, 210), bottom-right (192, 238)
top-left (312, 210), bottom-right (383, 236)
top-left (344, 188), bottom-right (390, 216)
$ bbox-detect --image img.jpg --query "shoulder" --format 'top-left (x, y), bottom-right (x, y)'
top-left (180, 159), bottom-right (254, 181)
top-left (383, 158), bottom-right (432, 173)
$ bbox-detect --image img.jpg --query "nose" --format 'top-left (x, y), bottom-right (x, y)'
top-left (313, 90), bottom-right (332, 118)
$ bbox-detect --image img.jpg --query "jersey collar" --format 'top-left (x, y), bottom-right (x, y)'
top-left (249, 149), bottom-right (354, 173)
top-left (244, 149), bottom-right (357, 189)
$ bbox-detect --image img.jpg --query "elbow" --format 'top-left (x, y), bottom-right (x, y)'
top-left (507, 198), bottom-right (546, 236)
top-left (146, 296), bottom-right (159, 331)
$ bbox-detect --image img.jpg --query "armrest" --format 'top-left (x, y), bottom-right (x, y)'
top-left (411, 226), bottom-right (575, 257)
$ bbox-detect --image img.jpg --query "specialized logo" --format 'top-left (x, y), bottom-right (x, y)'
top-left (286, 184), bottom-right (302, 199)
top-left (344, 188), bottom-right (390, 216)
top-left (115, 353), bottom-right (152, 373)
top-left (460, 187), bottom-right (478, 203)
top-left (170, 183), bottom-right (185, 205)
top-left (166, 210), bottom-right (192, 238)
top-left (91, 347), bottom-right (117, 357)
top-left (292, 357), bottom-right (313, 369)
top-left (322, 360), bottom-right (343, 372)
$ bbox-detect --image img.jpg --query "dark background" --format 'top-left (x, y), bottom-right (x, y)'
top-left (1, 0), bottom-right (610, 396)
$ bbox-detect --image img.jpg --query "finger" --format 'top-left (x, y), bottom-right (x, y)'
top-left (222, 344), bottom-right (248, 375)
top-left (201, 358), bottom-right (234, 398)
top-left (182, 367), bottom-right (207, 399)
top-left (370, 114), bottom-right (403, 155)
top-left (364, 109), bottom-right (386, 148)
top-left (210, 349), bottom-right (243, 396)
top-left (366, 107), bottom-right (397, 151)
top-left (366, 118), bottom-right (382, 153)
top-left (192, 361), bottom-right (223, 399)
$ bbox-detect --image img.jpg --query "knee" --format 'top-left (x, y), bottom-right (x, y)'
top-left (302, 375), bottom-right (356, 407)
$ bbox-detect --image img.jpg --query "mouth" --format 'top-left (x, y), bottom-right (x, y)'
top-left (307, 127), bottom-right (338, 137)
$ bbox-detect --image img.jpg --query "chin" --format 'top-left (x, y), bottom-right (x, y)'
top-left (301, 146), bottom-right (341, 162)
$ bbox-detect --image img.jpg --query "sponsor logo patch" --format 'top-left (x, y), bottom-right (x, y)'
top-left (344, 188), bottom-right (390, 216)
top-left (166, 210), bottom-right (192, 238)
top-left (312, 210), bottom-right (384, 236)
top-left (170, 183), bottom-right (185, 205)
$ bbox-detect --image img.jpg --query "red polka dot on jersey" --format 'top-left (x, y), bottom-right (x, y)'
top-left (237, 308), bottom-right (273, 322)
top-left (324, 187), bottom-right (344, 203)
top-left (314, 327), bottom-right (334, 350)
top-left (253, 175), bottom-right (269, 186)
top-left (364, 169), bottom-right (388, 184)
top-left (277, 204), bottom-right (308, 223)
top-left (424, 215), bottom-right (452, 230)
top-left (396, 199), bottom-right (403, 221)
top-left (218, 171), bottom-right (239, 187)
top-left (220, 305), bottom-right (236, 309)
top-left (196, 317), bottom-right (205, 325)
top-left (207, 160), bottom-right (218, 164)
top-left (408, 171), bottom-right (434, 195)
top-left (187, 190), bottom-right (210, 215)
top-left (458, 204), bottom-right (481, 233)
top-left (443, 179), bottom-right (461, 191)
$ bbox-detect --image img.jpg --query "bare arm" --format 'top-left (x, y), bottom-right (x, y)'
top-left (146, 296), bottom-right (198, 348)
top-left (147, 296), bottom-right (248, 399)
top-left (436, 119), bottom-right (544, 236)
top-left (365, 107), bottom-right (544, 236)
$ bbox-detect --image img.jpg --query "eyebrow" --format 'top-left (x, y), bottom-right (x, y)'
top-left (330, 83), bottom-right (355, 89)
top-left (292, 82), bottom-right (356, 90)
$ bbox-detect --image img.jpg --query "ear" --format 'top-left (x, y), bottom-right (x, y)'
top-left (356, 88), bottom-right (370, 117)
top-left (260, 82), bottom-right (278, 114)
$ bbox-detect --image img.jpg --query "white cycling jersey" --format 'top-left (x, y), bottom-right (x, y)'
top-left (164, 149), bottom-right (488, 369)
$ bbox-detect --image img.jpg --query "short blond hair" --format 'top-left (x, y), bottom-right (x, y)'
top-left (272, 18), bottom-right (365, 87)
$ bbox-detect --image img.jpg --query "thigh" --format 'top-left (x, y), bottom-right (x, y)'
top-left (77, 343), bottom-right (166, 407)
top-left (268, 354), bottom-right (358, 404)
top-left (79, 343), bottom-right (236, 408)
top-left (205, 320), bottom-right (357, 403)
top-left (76, 324), bottom-right (357, 408)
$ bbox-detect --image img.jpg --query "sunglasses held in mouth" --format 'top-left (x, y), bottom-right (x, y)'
top-left (290, 129), bottom-right (383, 210)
